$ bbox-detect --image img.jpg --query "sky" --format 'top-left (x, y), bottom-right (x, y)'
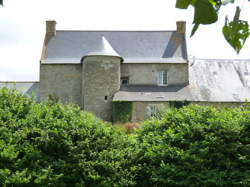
top-left (0, 0), bottom-right (250, 81)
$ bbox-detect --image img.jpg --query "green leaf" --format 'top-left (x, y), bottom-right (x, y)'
top-left (190, 0), bottom-right (218, 36)
top-left (222, 7), bottom-right (250, 54)
top-left (175, 0), bottom-right (193, 9)
top-left (193, 0), bottom-right (218, 25)
top-left (190, 23), bottom-right (200, 37)
top-left (0, 172), bottom-right (6, 185)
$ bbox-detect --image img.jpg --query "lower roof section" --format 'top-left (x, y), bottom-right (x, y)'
top-left (114, 59), bottom-right (250, 102)
top-left (113, 85), bottom-right (192, 102)
top-left (0, 82), bottom-right (40, 98)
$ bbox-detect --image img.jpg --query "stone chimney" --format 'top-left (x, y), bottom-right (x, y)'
top-left (46, 20), bottom-right (56, 36)
top-left (176, 21), bottom-right (186, 34)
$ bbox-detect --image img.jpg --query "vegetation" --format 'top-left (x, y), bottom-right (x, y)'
top-left (112, 101), bottom-right (133, 123)
top-left (176, 0), bottom-right (250, 53)
top-left (169, 100), bottom-right (191, 109)
top-left (0, 88), bottom-right (136, 186)
top-left (134, 104), bottom-right (250, 186)
top-left (1, 88), bottom-right (250, 186)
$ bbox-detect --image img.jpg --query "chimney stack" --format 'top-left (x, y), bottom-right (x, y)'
top-left (46, 20), bottom-right (56, 36)
top-left (176, 21), bottom-right (186, 34)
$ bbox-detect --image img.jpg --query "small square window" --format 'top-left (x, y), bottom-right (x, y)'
top-left (121, 77), bottom-right (129, 85)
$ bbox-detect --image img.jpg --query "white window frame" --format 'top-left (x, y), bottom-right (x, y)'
top-left (157, 71), bottom-right (168, 86)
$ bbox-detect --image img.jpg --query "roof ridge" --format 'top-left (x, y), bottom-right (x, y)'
top-left (192, 58), bottom-right (250, 61)
top-left (56, 30), bottom-right (176, 32)
top-left (0, 81), bottom-right (39, 83)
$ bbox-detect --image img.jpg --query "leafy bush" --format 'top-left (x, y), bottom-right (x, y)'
top-left (134, 104), bottom-right (250, 186)
top-left (0, 88), bottom-right (136, 186)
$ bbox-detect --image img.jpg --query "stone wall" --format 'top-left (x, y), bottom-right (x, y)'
top-left (121, 63), bottom-right (188, 85)
top-left (83, 56), bottom-right (121, 121)
top-left (39, 64), bottom-right (82, 105)
top-left (131, 101), bottom-right (244, 121)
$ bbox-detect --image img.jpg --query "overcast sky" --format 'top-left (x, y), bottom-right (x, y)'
top-left (0, 0), bottom-right (250, 81)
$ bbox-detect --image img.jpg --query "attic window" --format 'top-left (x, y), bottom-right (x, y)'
top-left (121, 77), bottom-right (129, 85)
top-left (157, 71), bottom-right (168, 86)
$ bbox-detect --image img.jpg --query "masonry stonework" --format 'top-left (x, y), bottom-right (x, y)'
top-left (39, 64), bottom-right (82, 105)
top-left (121, 63), bottom-right (188, 85)
top-left (82, 56), bottom-right (121, 121)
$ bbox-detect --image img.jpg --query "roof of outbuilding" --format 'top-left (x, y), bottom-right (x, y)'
top-left (113, 59), bottom-right (250, 102)
top-left (0, 82), bottom-right (40, 98)
top-left (41, 30), bottom-right (187, 63)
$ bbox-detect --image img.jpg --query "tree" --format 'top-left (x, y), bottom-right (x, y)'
top-left (176, 0), bottom-right (250, 54)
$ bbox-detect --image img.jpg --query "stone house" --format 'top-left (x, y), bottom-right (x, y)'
top-left (1, 20), bottom-right (250, 121)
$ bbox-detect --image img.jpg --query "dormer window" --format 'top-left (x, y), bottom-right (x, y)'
top-left (157, 71), bottom-right (168, 86)
top-left (121, 77), bottom-right (129, 85)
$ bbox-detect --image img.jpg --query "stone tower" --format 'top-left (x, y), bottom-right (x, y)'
top-left (81, 36), bottom-right (123, 121)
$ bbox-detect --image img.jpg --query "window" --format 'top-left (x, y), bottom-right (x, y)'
top-left (146, 104), bottom-right (161, 117)
top-left (121, 77), bottom-right (129, 85)
top-left (157, 71), bottom-right (168, 86)
top-left (104, 96), bottom-right (108, 101)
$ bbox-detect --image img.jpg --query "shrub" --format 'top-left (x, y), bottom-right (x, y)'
top-left (134, 104), bottom-right (250, 186)
top-left (0, 88), bottom-right (136, 186)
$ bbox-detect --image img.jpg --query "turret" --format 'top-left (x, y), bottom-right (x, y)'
top-left (81, 36), bottom-right (123, 121)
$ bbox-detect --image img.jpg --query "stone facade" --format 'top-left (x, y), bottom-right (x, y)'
top-left (82, 56), bottom-right (121, 121)
top-left (39, 60), bottom-right (187, 121)
top-left (39, 64), bottom-right (82, 105)
top-left (121, 63), bottom-right (188, 85)
top-left (2, 21), bottom-right (249, 122)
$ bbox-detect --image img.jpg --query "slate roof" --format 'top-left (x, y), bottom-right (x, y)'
top-left (113, 59), bottom-right (250, 102)
top-left (0, 82), bottom-right (40, 99)
top-left (82, 36), bottom-right (122, 59)
top-left (41, 31), bottom-right (187, 63)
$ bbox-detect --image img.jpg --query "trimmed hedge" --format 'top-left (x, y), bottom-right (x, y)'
top-left (0, 88), bottom-right (136, 186)
top-left (134, 104), bottom-right (250, 186)
top-left (112, 101), bottom-right (133, 123)
top-left (1, 88), bottom-right (250, 186)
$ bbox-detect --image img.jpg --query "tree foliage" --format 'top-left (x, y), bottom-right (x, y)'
top-left (176, 0), bottom-right (250, 53)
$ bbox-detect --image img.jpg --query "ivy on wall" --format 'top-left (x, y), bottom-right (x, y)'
top-left (169, 100), bottom-right (190, 109)
top-left (112, 101), bottom-right (133, 123)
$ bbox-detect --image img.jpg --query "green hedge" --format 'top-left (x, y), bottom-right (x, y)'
top-left (0, 88), bottom-right (136, 186)
top-left (134, 104), bottom-right (250, 186)
top-left (1, 88), bottom-right (250, 186)
top-left (112, 101), bottom-right (133, 123)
